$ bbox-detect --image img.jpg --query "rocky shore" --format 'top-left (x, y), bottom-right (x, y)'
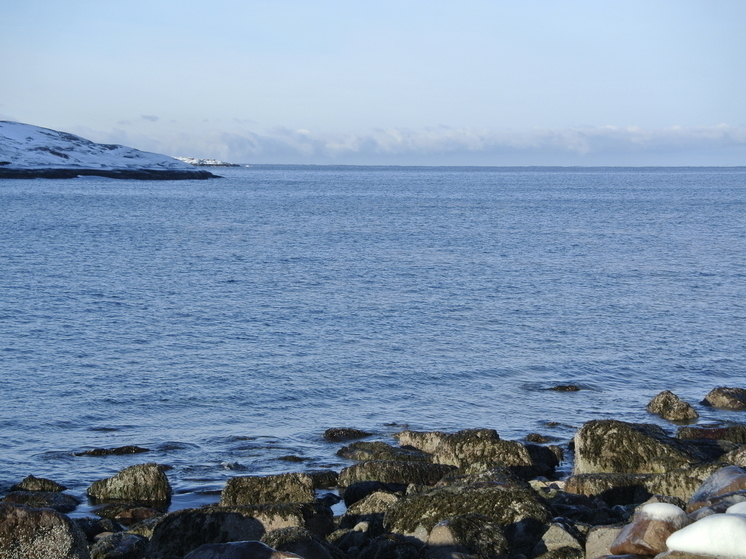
top-left (2, 386), bottom-right (746, 559)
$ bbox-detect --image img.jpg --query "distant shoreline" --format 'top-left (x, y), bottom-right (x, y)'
top-left (0, 168), bottom-right (221, 180)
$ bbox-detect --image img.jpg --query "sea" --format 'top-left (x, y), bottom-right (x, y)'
top-left (1, 165), bottom-right (744, 515)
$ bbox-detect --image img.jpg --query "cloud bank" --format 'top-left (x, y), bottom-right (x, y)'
top-left (83, 124), bottom-right (746, 167)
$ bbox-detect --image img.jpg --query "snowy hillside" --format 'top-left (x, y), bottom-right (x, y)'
top-left (0, 121), bottom-right (218, 179)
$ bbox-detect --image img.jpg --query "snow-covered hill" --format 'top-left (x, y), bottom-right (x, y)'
top-left (0, 121), bottom-right (218, 180)
top-left (174, 156), bottom-right (241, 167)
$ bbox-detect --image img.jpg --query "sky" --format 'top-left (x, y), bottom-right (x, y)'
top-left (1, 0), bottom-right (745, 165)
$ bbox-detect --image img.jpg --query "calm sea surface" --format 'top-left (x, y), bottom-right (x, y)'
top-left (1, 166), bottom-right (744, 513)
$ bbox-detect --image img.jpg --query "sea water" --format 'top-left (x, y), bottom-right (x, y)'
top-left (0, 166), bottom-right (744, 512)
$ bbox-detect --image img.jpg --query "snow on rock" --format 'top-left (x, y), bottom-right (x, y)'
top-left (174, 157), bottom-right (241, 167)
top-left (726, 502), bottom-right (746, 515)
top-left (666, 513), bottom-right (746, 558)
top-left (640, 502), bottom-right (687, 521)
top-left (609, 502), bottom-right (689, 556)
top-left (0, 121), bottom-right (218, 180)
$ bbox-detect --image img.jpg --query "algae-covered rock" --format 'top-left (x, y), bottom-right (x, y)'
top-left (183, 541), bottom-right (303, 559)
top-left (220, 473), bottom-right (316, 506)
top-left (702, 387), bottom-right (746, 410)
top-left (89, 532), bottom-right (148, 559)
top-left (647, 391), bottom-right (699, 422)
top-left (426, 514), bottom-right (509, 558)
top-left (677, 425), bottom-right (746, 445)
top-left (87, 463), bottom-right (171, 507)
top-left (338, 460), bottom-right (456, 487)
top-left (358, 533), bottom-right (421, 559)
top-left (394, 430), bottom-right (450, 454)
top-left (3, 490), bottom-right (80, 513)
top-left (323, 428), bottom-right (373, 442)
top-left (573, 420), bottom-right (712, 475)
top-left (262, 526), bottom-right (345, 559)
top-left (337, 441), bottom-right (432, 462)
top-left (10, 474), bottom-right (67, 492)
top-left (0, 502), bottom-right (90, 559)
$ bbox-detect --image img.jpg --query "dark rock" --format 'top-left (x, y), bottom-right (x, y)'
top-left (342, 481), bottom-right (407, 507)
top-left (338, 461), bottom-right (456, 488)
top-left (526, 433), bottom-right (552, 443)
top-left (90, 532), bottom-right (148, 559)
top-left (10, 474), bottom-right (67, 492)
top-left (91, 502), bottom-right (160, 523)
top-left (547, 385), bottom-right (582, 392)
top-left (0, 502), bottom-right (90, 559)
top-left (261, 527), bottom-right (345, 559)
top-left (358, 533), bottom-right (421, 559)
top-left (337, 441), bottom-right (431, 462)
top-left (647, 391), bottom-right (699, 422)
top-left (87, 463), bottom-right (172, 507)
top-left (323, 428), bottom-right (373, 442)
top-left (339, 491), bottom-right (401, 534)
top-left (75, 446), bottom-right (150, 457)
top-left (685, 465), bottom-right (746, 513)
top-left (308, 470), bottom-right (339, 489)
top-left (426, 513), bottom-right (509, 558)
top-left (702, 387), bottom-right (746, 410)
top-left (74, 517), bottom-right (122, 542)
top-left (572, 420), bottom-right (715, 475)
top-left (3, 490), bottom-right (80, 513)
top-left (183, 541), bottom-right (302, 559)
top-left (676, 424), bottom-right (746, 445)
top-left (531, 521), bottom-right (584, 557)
top-left (220, 473), bottom-right (316, 506)
top-left (532, 547), bottom-right (584, 559)
top-left (0, 168), bottom-right (219, 180)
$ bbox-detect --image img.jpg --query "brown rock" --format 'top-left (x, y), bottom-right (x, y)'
top-left (609, 503), bottom-right (689, 555)
top-left (337, 441), bottom-right (431, 462)
top-left (89, 532), bottom-right (147, 559)
top-left (702, 387), bottom-right (746, 410)
top-left (685, 465), bottom-right (746, 513)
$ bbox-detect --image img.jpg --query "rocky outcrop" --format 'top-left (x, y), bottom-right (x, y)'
top-left (323, 428), bottom-right (372, 442)
top-left (702, 386), bottom-right (746, 410)
top-left (87, 463), bottom-right (172, 507)
top-left (0, 502), bottom-right (90, 559)
top-left (220, 473), bottom-right (316, 506)
top-left (647, 391), bottom-right (699, 421)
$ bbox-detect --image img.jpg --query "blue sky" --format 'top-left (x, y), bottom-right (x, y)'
top-left (1, 0), bottom-right (745, 165)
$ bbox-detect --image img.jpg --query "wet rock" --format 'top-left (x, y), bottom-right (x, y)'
top-left (147, 502), bottom-right (334, 559)
top-left (426, 513), bottom-right (509, 558)
top-left (74, 517), bottom-right (122, 543)
top-left (584, 525), bottom-right (624, 559)
top-left (337, 441), bottom-right (432, 462)
top-left (90, 532), bottom-right (148, 559)
top-left (3, 490), bottom-right (81, 513)
top-left (10, 474), bottom-right (67, 492)
top-left (383, 476), bottom-right (551, 553)
top-left (220, 473), bottom-right (316, 506)
top-left (702, 387), bottom-right (746, 410)
top-left (608, 503), bottom-right (689, 556)
top-left (572, 420), bottom-right (715, 475)
top-left (308, 470), bottom-right (339, 489)
top-left (183, 541), bottom-right (303, 559)
top-left (91, 502), bottom-right (160, 523)
top-left (75, 446), bottom-right (150, 457)
top-left (338, 460), bottom-right (456, 487)
top-left (0, 502), bottom-right (90, 559)
top-left (676, 424), bottom-right (746, 445)
top-left (358, 533), bottom-right (421, 559)
top-left (323, 428), bottom-right (373, 442)
top-left (646, 391), bottom-right (699, 422)
top-left (548, 385), bottom-right (582, 392)
top-left (685, 465), bottom-right (746, 513)
top-left (262, 526), bottom-right (345, 559)
top-left (87, 463), bottom-right (171, 507)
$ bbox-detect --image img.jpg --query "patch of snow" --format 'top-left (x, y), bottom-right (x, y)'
top-left (174, 156), bottom-right (240, 167)
top-left (0, 121), bottom-right (197, 171)
top-left (666, 513), bottom-right (746, 558)
top-left (726, 502), bottom-right (746, 515)
top-left (640, 502), bottom-right (686, 520)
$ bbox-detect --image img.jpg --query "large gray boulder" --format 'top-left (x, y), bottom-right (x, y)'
top-left (0, 502), bottom-right (91, 559)
top-left (338, 460), bottom-right (456, 487)
top-left (87, 463), bottom-right (171, 507)
top-left (147, 503), bottom-right (334, 559)
top-left (572, 420), bottom-right (714, 475)
top-left (220, 473), bottom-right (316, 506)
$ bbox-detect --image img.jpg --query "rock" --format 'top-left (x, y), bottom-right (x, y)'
top-left (308, 470), bottom-right (339, 489)
top-left (261, 527), bottom-right (344, 559)
top-left (323, 428), bottom-right (373, 442)
top-left (533, 547), bottom-right (584, 559)
top-left (572, 420), bottom-right (715, 475)
top-left (532, 522), bottom-right (584, 556)
top-left (686, 491), bottom-right (746, 521)
top-left (548, 385), bottom-right (582, 392)
top-left (676, 425), bottom-right (746, 445)
top-left (383, 476), bottom-right (551, 553)
top-left (426, 514), bottom-right (509, 558)
top-left (74, 517), bottom-right (122, 543)
top-left (220, 473), bottom-right (316, 506)
top-left (339, 491), bottom-right (400, 534)
top-left (75, 446), bottom-right (150, 457)
top-left (702, 387), bottom-right (746, 410)
top-left (608, 503), bottom-right (689, 556)
top-left (358, 533), bottom-right (421, 559)
top-left (342, 481), bottom-right (407, 507)
top-left (338, 460), bottom-right (457, 487)
top-left (10, 474), bottom-right (67, 492)
top-left (666, 513), bottom-right (746, 557)
top-left (584, 525), bottom-right (624, 559)
top-left (90, 532), bottom-right (148, 559)
top-left (147, 503), bottom-right (334, 559)
top-left (87, 463), bottom-right (171, 507)
top-left (685, 465), bottom-right (746, 513)
top-left (395, 430), bottom-right (450, 454)
top-left (3, 490), bottom-right (81, 513)
top-left (646, 391), bottom-right (699, 422)
top-left (0, 502), bottom-right (90, 559)
top-left (183, 541), bottom-right (303, 559)
top-left (337, 441), bottom-right (432, 462)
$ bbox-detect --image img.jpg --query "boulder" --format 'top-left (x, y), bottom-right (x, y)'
top-left (608, 503), bottom-right (689, 556)
top-left (358, 533), bottom-right (421, 559)
top-left (0, 502), bottom-right (90, 559)
top-left (74, 517), bottom-right (122, 543)
top-left (3, 490), bottom-right (80, 513)
top-left (339, 491), bottom-right (400, 534)
top-left (307, 470), bottom-right (339, 489)
top-left (75, 446), bottom-right (150, 457)
top-left (183, 541), bottom-right (303, 559)
top-left (342, 481), bottom-right (407, 507)
top-left (261, 527), bottom-right (344, 559)
top-left (395, 430), bottom-right (450, 454)
top-left (676, 425), bottom-right (746, 445)
top-left (338, 460), bottom-right (456, 487)
top-left (90, 532), bottom-right (148, 559)
top-left (323, 428), bottom-right (372, 442)
top-left (10, 474), bottom-right (67, 492)
top-left (87, 463), bottom-right (171, 507)
top-left (220, 473), bottom-right (316, 506)
top-left (685, 465), bottom-right (746, 513)
top-left (426, 514), bottom-right (509, 558)
top-left (532, 522), bottom-right (584, 557)
top-left (572, 420), bottom-right (714, 475)
top-left (584, 525), bottom-right (624, 559)
top-left (337, 441), bottom-right (431, 462)
top-left (702, 387), bottom-right (746, 410)
top-left (647, 391), bottom-right (699, 422)
top-left (147, 503), bottom-right (334, 559)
